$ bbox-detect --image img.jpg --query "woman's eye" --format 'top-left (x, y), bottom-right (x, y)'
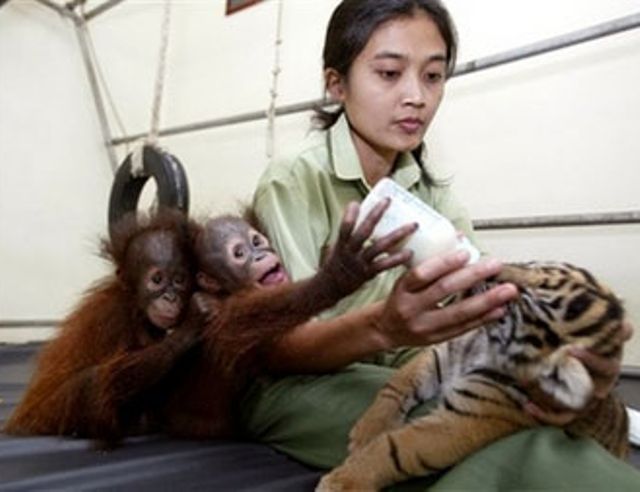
top-left (377, 69), bottom-right (400, 81)
top-left (425, 71), bottom-right (444, 83)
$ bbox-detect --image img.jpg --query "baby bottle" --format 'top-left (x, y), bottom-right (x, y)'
top-left (356, 178), bottom-right (480, 266)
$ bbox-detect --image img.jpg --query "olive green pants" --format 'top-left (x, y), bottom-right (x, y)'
top-left (240, 361), bottom-right (640, 491)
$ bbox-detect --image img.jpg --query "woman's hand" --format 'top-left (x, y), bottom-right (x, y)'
top-left (524, 320), bottom-right (634, 425)
top-left (374, 250), bottom-right (518, 349)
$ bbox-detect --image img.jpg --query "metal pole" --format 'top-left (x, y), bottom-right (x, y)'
top-left (453, 12), bottom-right (640, 76)
top-left (73, 18), bottom-right (119, 172)
top-left (473, 210), bottom-right (640, 231)
top-left (32, 0), bottom-right (73, 18)
top-left (0, 320), bottom-right (59, 328)
top-left (30, 0), bottom-right (118, 171)
top-left (622, 366), bottom-right (640, 378)
top-left (111, 98), bottom-right (325, 146)
top-left (108, 12), bottom-right (640, 146)
top-left (83, 0), bottom-right (127, 21)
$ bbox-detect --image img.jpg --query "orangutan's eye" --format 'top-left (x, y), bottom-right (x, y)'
top-left (233, 245), bottom-right (246, 259)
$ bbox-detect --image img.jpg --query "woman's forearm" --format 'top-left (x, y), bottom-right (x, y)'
top-left (265, 253), bottom-right (519, 374)
top-left (265, 301), bottom-right (390, 373)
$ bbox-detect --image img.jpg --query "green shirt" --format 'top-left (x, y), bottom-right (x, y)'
top-left (253, 113), bottom-right (479, 320)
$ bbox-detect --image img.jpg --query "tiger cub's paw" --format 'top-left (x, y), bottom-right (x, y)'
top-left (348, 415), bottom-right (389, 452)
top-left (316, 469), bottom-right (375, 492)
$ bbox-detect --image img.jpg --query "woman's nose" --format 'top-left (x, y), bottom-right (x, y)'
top-left (401, 74), bottom-right (426, 107)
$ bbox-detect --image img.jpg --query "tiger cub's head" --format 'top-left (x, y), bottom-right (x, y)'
top-left (484, 262), bottom-right (625, 409)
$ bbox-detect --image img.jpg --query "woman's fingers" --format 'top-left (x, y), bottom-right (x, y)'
top-left (523, 401), bottom-right (577, 426)
top-left (571, 348), bottom-right (620, 378)
top-left (401, 250), bottom-right (470, 292)
top-left (416, 305), bottom-right (507, 345)
top-left (405, 254), bottom-right (505, 305)
top-left (417, 284), bottom-right (517, 337)
top-left (569, 348), bottom-right (621, 398)
top-left (380, 280), bottom-right (516, 348)
top-left (568, 320), bottom-right (632, 398)
top-left (620, 320), bottom-right (634, 342)
top-left (379, 250), bottom-right (519, 348)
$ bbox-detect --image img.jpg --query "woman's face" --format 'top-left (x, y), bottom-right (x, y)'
top-left (327, 11), bottom-right (447, 165)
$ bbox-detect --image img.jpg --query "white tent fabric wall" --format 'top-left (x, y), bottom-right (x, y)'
top-left (0, 0), bottom-right (639, 366)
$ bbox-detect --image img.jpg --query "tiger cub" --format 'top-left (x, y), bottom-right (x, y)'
top-left (317, 262), bottom-right (629, 491)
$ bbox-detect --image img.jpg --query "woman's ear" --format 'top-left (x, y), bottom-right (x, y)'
top-left (325, 68), bottom-right (346, 102)
top-left (197, 272), bottom-right (223, 295)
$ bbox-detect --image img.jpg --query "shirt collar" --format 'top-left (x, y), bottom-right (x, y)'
top-left (329, 113), bottom-right (422, 191)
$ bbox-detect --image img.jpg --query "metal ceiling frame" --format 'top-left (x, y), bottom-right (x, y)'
top-left (4, 1), bottom-right (639, 336)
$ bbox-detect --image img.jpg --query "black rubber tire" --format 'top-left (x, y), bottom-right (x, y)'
top-left (108, 145), bottom-right (189, 237)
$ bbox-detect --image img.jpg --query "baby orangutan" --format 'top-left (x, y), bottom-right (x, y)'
top-left (5, 210), bottom-right (200, 446)
top-left (195, 200), bottom-right (417, 377)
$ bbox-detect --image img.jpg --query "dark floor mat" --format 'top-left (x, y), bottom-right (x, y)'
top-left (0, 343), bottom-right (638, 490)
top-left (0, 343), bottom-right (321, 491)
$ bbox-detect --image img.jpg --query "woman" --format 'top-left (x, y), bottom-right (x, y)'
top-left (243, 0), bottom-right (638, 489)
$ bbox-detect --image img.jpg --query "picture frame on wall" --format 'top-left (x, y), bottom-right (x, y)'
top-left (226, 0), bottom-right (263, 15)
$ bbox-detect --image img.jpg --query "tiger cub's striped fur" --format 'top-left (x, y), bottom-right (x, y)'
top-left (317, 262), bottom-right (629, 491)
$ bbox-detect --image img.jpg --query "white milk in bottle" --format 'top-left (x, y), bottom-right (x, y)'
top-left (356, 178), bottom-right (480, 266)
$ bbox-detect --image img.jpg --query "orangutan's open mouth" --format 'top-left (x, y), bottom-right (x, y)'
top-left (259, 263), bottom-right (289, 286)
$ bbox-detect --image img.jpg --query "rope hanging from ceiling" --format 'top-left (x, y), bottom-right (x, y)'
top-left (266, 0), bottom-right (284, 161)
top-left (107, 0), bottom-right (189, 238)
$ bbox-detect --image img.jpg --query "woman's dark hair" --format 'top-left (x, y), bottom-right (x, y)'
top-left (314, 0), bottom-right (457, 130)
top-left (314, 0), bottom-right (457, 187)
